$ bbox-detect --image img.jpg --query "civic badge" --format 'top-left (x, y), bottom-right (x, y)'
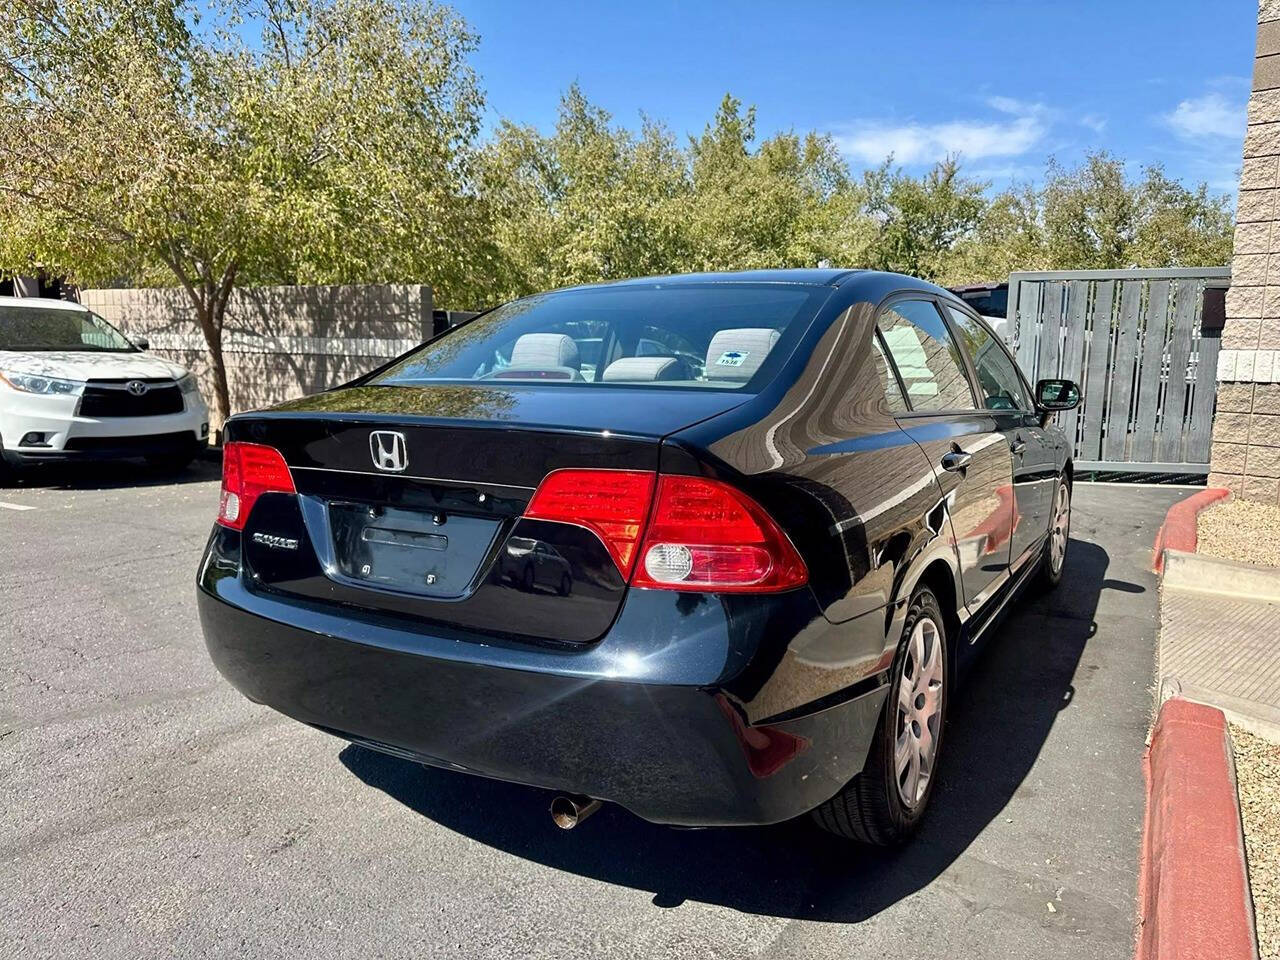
top-left (369, 430), bottom-right (408, 473)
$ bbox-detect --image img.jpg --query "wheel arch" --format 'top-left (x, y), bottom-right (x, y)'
top-left (885, 542), bottom-right (964, 682)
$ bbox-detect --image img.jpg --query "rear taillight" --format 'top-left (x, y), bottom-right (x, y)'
top-left (523, 469), bottom-right (807, 593)
top-left (524, 469), bottom-right (656, 576)
top-left (632, 475), bottom-right (807, 592)
top-left (216, 441), bottom-right (296, 531)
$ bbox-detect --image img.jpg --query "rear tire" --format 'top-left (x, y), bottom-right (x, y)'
top-left (811, 587), bottom-right (948, 845)
top-left (1039, 475), bottom-right (1071, 590)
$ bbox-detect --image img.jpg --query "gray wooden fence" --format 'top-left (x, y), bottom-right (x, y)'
top-left (1005, 267), bottom-right (1230, 474)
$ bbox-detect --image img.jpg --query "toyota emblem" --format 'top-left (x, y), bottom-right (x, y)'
top-left (125, 380), bottom-right (148, 396)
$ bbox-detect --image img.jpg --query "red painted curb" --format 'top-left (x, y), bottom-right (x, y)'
top-left (1151, 487), bottom-right (1230, 574)
top-left (1136, 698), bottom-right (1257, 960)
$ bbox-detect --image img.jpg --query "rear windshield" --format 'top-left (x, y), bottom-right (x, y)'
top-left (369, 283), bottom-right (832, 391)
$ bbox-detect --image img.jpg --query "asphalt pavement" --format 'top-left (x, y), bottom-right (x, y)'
top-left (0, 463), bottom-right (1190, 959)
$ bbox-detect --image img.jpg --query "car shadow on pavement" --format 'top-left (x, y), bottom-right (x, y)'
top-left (341, 537), bottom-right (1122, 922)
top-left (3, 456), bottom-right (220, 490)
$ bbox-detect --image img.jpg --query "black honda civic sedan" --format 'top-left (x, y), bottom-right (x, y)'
top-left (198, 269), bottom-right (1079, 845)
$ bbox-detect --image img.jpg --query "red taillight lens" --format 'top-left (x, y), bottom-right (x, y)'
top-left (523, 469), bottom-right (807, 593)
top-left (216, 441), bottom-right (296, 531)
top-left (631, 475), bottom-right (808, 593)
top-left (524, 469), bottom-right (656, 576)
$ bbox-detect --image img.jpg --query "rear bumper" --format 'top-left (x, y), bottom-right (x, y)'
top-left (197, 538), bottom-right (890, 827)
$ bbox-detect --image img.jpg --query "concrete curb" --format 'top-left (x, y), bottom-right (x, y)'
top-left (1150, 487), bottom-right (1230, 574)
top-left (1136, 697), bottom-right (1258, 960)
top-left (1162, 549), bottom-right (1280, 603)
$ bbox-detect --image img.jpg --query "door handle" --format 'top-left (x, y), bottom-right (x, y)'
top-left (1010, 438), bottom-right (1027, 455)
top-left (940, 450), bottom-right (972, 472)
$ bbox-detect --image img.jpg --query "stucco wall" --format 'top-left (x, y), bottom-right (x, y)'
top-left (81, 284), bottom-right (434, 417)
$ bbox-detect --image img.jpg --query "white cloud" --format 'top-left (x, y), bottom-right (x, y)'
top-left (834, 97), bottom-right (1047, 166)
top-left (1080, 113), bottom-right (1107, 133)
top-left (1162, 92), bottom-right (1245, 140)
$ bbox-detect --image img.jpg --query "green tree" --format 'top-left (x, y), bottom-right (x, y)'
top-left (1036, 151), bottom-right (1233, 271)
top-left (861, 156), bottom-right (988, 280)
top-left (686, 95), bottom-right (873, 272)
top-left (478, 84), bottom-right (692, 299)
top-left (943, 152), bottom-right (1234, 284)
top-left (1129, 166), bottom-right (1234, 268)
top-left (0, 0), bottom-right (485, 426)
top-left (944, 183), bottom-right (1048, 285)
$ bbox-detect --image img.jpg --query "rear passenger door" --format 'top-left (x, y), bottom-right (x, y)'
top-left (943, 304), bottom-right (1054, 570)
top-left (877, 297), bottom-right (1015, 611)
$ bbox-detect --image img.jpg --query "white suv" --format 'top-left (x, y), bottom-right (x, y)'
top-left (0, 296), bottom-right (209, 476)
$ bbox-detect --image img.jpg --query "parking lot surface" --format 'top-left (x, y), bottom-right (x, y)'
top-left (1, 465), bottom-right (1189, 959)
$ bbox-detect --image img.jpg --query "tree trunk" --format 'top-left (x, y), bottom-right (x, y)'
top-left (201, 316), bottom-right (232, 433)
top-left (175, 264), bottom-right (237, 438)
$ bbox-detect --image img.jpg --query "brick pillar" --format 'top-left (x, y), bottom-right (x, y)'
top-left (1210, 2), bottom-right (1280, 502)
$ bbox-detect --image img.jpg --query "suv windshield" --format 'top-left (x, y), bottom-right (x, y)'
top-left (0, 304), bottom-right (138, 353)
top-left (370, 283), bottom-right (832, 391)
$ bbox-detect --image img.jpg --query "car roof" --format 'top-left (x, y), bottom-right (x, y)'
top-left (599, 268), bottom-right (862, 287)
top-left (552, 268), bottom-right (957, 297)
top-left (0, 295), bottom-right (88, 312)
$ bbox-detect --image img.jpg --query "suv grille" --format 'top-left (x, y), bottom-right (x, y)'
top-left (80, 379), bottom-right (183, 418)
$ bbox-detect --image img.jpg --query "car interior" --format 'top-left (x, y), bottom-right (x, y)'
top-left (374, 285), bottom-right (827, 392)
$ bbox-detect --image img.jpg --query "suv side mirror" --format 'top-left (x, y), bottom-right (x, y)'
top-left (132, 335), bottom-right (150, 351)
top-left (1035, 378), bottom-right (1080, 412)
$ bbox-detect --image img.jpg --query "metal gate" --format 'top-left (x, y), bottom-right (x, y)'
top-left (1005, 267), bottom-right (1230, 475)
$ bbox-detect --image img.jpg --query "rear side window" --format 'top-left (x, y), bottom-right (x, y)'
top-left (371, 284), bottom-right (832, 391)
top-left (945, 307), bottom-right (1031, 412)
top-left (871, 333), bottom-right (908, 414)
top-left (877, 299), bottom-right (977, 412)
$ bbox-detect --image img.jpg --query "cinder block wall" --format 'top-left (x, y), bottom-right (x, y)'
top-left (81, 284), bottom-right (433, 417)
top-left (1210, 2), bottom-right (1280, 502)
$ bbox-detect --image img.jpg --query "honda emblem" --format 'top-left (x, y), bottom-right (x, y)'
top-left (369, 431), bottom-right (408, 473)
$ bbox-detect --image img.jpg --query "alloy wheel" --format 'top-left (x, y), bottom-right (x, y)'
top-left (1050, 482), bottom-right (1070, 575)
top-left (895, 617), bottom-right (944, 808)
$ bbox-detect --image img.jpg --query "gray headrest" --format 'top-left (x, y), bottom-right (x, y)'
top-left (510, 333), bottom-right (579, 370)
top-left (601, 357), bottom-right (684, 382)
top-left (705, 328), bottom-right (780, 381)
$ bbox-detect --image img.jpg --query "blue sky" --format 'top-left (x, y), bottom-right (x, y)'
top-left (454, 0), bottom-right (1257, 199)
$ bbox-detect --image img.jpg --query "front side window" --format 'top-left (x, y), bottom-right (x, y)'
top-left (371, 283), bottom-right (831, 391)
top-left (945, 307), bottom-right (1031, 412)
top-left (0, 305), bottom-right (137, 353)
top-left (877, 299), bottom-right (976, 412)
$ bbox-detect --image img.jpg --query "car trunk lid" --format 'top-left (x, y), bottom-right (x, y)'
top-left (222, 383), bottom-right (747, 643)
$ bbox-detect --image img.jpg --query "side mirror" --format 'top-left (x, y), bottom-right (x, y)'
top-left (1035, 378), bottom-right (1080, 412)
top-left (132, 335), bottom-right (150, 351)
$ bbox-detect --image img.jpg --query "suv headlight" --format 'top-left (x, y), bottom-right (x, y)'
top-left (0, 369), bottom-right (86, 396)
top-left (177, 374), bottom-right (202, 397)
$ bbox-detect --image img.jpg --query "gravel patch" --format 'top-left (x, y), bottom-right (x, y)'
top-left (1233, 724), bottom-right (1280, 959)
top-left (1198, 499), bottom-right (1280, 568)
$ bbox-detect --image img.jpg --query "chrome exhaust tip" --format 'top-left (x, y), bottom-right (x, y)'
top-left (550, 794), bottom-right (601, 830)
